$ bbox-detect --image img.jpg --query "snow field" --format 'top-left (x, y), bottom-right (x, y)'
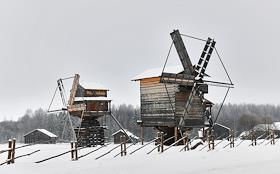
top-left (1, 139), bottom-right (280, 174)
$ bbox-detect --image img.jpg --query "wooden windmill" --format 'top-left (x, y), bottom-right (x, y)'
top-left (133, 29), bottom-right (233, 144)
top-left (49, 74), bottom-right (134, 147)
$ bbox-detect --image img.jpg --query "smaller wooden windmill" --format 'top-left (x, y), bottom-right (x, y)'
top-left (53, 74), bottom-right (111, 146)
top-left (133, 29), bottom-right (233, 144)
top-left (49, 74), bottom-right (134, 147)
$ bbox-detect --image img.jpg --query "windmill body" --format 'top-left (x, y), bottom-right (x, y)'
top-left (133, 30), bottom-right (217, 144)
top-left (56, 74), bottom-right (111, 147)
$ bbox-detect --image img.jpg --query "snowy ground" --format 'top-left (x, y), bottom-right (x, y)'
top-left (1, 139), bottom-right (280, 174)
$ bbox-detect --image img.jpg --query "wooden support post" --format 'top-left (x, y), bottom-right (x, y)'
top-left (208, 129), bottom-right (214, 150)
top-left (207, 130), bottom-right (211, 150)
top-left (120, 135), bottom-right (126, 156)
top-left (120, 135), bottom-right (124, 156)
top-left (230, 130), bottom-right (235, 148)
top-left (123, 135), bottom-right (127, 156)
top-left (74, 141), bottom-right (78, 160)
top-left (183, 131), bottom-right (189, 151)
top-left (7, 139), bottom-right (12, 164)
top-left (211, 130), bottom-right (215, 150)
top-left (160, 132), bottom-right (164, 153)
top-left (157, 132), bottom-right (160, 152)
top-left (70, 141), bottom-right (74, 160)
top-left (174, 127), bottom-right (178, 146)
top-left (251, 130), bottom-right (257, 146)
top-left (11, 138), bottom-right (16, 163)
top-left (141, 126), bottom-right (144, 145)
top-left (271, 130), bottom-right (275, 145)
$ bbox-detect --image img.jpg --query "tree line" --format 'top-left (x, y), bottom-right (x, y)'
top-left (1, 103), bottom-right (280, 143)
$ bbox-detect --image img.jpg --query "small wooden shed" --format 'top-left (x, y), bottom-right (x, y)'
top-left (24, 129), bottom-right (58, 144)
top-left (112, 129), bottom-right (139, 144)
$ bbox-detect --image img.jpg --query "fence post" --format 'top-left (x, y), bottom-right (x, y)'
top-left (70, 141), bottom-right (74, 160)
top-left (123, 136), bottom-right (127, 156)
top-left (174, 127), bottom-right (178, 146)
top-left (271, 130), bottom-right (275, 145)
top-left (74, 141), bottom-right (78, 160)
top-left (11, 138), bottom-right (16, 163)
top-left (7, 139), bottom-right (12, 164)
top-left (251, 130), bottom-right (256, 146)
top-left (184, 131), bottom-right (189, 151)
top-left (156, 132), bottom-right (160, 152)
top-left (208, 129), bottom-right (214, 150)
top-left (230, 130), bottom-right (235, 148)
top-left (141, 126), bottom-right (144, 145)
top-left (120, 135), bottom-right (124, 156)
top-left (160, 132), bottom-right (164, 153)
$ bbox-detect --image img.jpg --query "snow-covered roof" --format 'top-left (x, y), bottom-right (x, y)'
top-left (112, 129), bottom-right (139, 140)
top-left (132, 66), bottom-right (183, 81)
top-left (79, 82), bottom-right (108, 90)
top-left (74, 97), bottom-right (111, 102)
top-left (24, 129), bottom-right (58, 138)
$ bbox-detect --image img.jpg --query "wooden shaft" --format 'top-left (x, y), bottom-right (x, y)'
top-left (7, 139), bottom-right (12, 164)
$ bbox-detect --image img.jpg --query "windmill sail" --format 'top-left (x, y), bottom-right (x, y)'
top-left (170, 30), bottom-right (194, 75)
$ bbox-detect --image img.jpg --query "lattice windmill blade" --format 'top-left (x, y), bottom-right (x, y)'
top-left (195, 37), bottom-right (216, 78)
top-left (170, 30), bottom-right (194, 75)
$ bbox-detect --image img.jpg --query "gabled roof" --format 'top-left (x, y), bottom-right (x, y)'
top-left (132, 66), bottom-right (183, 81)
top-left (24, 129), bottom-right (58, 138)
top-left (112, 129), bottom-right (139, 140)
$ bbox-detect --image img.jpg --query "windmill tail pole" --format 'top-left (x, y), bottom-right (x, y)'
top-left (110, 113), bottom-right (135, 144)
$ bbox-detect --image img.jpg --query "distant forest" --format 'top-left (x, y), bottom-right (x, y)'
top-left (1, 103), bottom-right (280, 143)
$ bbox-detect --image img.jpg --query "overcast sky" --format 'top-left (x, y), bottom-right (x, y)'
top-left (0, 0), bottom-right (280, 120)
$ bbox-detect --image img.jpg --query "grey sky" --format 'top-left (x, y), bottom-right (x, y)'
top-left (0, 0), bottom-right (279, 120)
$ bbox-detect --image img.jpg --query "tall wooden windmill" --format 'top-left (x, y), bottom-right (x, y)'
top-left (133, 30), bottom-right (233, 144)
